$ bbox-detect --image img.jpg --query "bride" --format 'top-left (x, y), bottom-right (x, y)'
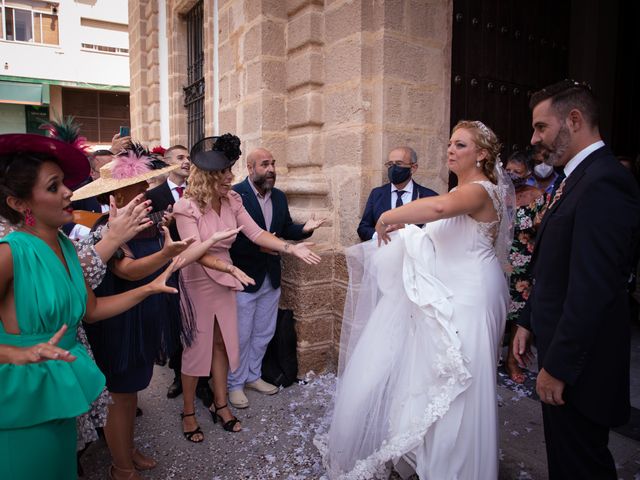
top-left (317, 121), bottom-right (515, 479)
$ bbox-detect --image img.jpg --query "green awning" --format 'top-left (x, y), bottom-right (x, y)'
top-left (0, 81), bottom-right (50, 105)
top-left (0, 75), bottom-right (128, 93)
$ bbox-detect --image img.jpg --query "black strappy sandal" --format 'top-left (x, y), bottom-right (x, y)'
top-left (180, 412), bottom-right (204, 443)
top-left (210, 403), bottom-right (241, 432)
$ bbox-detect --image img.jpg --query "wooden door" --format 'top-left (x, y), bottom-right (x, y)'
top-left (450, 0), bottom-right (571, 166)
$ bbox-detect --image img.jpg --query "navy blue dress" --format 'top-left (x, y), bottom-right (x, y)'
top-left (85, 231), bottom-right (180, 393)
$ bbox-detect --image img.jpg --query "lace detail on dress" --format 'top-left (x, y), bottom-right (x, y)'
top-left (315, 342), bottom-right (470, 479)
top-left (471, 180), bottom-right (503, 244)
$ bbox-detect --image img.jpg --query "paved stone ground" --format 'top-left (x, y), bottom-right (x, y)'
top-left (81, 323), bottom-right (640, 480)
top-left (81, 357), bottom-right (640, 480)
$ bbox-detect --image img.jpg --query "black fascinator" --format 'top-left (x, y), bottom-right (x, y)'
top-left (190, 133), bottom-right (241, 171)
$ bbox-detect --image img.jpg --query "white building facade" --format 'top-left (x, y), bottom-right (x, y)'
top-left (0, 0), bottom-right (130, 144)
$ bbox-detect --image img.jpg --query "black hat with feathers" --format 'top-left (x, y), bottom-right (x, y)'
top-left (190, 133), bottom-right (241, 171)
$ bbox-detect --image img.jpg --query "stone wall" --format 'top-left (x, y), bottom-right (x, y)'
top-left (128, 0), bottom-right (162, 143)
top-left (129, 0), bottom-right (453, 374)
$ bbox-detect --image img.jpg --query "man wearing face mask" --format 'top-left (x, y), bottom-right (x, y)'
top-left (527, 146), bottom-right (559, 195)
top-left (228, 148), bottom-right (325, 408)
top-left (357, 146), bottom-right (437, 241)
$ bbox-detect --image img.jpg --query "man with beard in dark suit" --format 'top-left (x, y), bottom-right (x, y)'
top-left (513, 80), bottom-right (640, 479)
top-left (227, 147), bottom-right (325, 408)
top-left (146, 144), bottom-right (213, 405)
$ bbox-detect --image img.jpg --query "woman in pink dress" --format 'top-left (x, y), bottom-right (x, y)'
top-left (174, 134), bottom-right (320, 441)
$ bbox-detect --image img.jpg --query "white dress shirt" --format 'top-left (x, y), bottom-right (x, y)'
top-left (563, 140), bottom-right (605, 179)
top-left (390, 180), bottom-right (415, 210)
top-left (248, 179), bottom-right (273, 231)
top-left (167, 178), bottom-right (187, 203)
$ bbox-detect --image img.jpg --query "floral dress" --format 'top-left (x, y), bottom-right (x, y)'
top-left (507, 195), bottom-right (547, 323)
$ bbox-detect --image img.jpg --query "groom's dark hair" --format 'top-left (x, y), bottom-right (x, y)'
top-left (529, 79), bottom-right (599, 128)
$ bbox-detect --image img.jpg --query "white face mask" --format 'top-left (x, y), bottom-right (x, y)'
top-left (534, 163), bottom-right (554, 178)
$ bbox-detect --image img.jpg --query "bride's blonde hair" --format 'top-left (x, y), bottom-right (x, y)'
top-left (452, 120), bottom-right (502, 184)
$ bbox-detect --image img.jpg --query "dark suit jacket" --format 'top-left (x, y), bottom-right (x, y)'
top-left (357, 181), bottom-right (437, 241)
top-left (518, 145), bottom-right (640, 427)
top-left (145, 181), bottom-right (180, 240)
top-left (230, 177), bottom-right (311, 293)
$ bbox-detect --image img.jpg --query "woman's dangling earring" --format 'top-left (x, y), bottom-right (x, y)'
top-left (24, 208), bottom-right (35, 227)
top-left (476, 160), bottom-right (481, 168)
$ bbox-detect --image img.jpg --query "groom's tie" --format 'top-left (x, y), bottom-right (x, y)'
top-left (395, 190), bottom-right (405, 208)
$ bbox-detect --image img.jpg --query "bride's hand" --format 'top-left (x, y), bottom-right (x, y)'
top-left (375, 217), bottom-right (392, 246)
top-left (385, 223), bottom-right (403, 233)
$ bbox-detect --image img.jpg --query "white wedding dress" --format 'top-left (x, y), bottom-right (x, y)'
top-left (316, 181), bottom-right (509, 480)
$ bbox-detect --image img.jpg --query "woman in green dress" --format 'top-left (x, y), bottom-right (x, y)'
top-left (0, 134), bottom-right (183, 479)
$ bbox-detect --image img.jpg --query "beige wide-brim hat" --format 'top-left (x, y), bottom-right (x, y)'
top-left (72, 156), bottom-right (178, 201)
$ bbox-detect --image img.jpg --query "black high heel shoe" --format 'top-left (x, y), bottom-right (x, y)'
top-left (180, 412), bottom-right (204, 443)
top-left (210, 403), bottom-right (241, 432)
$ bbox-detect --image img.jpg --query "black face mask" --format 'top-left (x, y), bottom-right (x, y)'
top-left (388, 165), bottom-right (412, 185)
top-left (508, 172), bottom-right (528, 189)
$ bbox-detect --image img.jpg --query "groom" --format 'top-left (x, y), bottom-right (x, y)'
top-left (513, 80), bottom-right (640, 479)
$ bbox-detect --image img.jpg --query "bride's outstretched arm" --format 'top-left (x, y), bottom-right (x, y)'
top-left (375, 184), bottom-right (488, 243)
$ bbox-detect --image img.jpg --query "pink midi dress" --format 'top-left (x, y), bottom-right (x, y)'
top-left (173, 191), bottom-right (263, 376)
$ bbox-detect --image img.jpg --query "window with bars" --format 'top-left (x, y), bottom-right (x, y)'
top-left (183, 1), bottom-right (204, 148)
top-left (1, 3), bottom-right (59, 45)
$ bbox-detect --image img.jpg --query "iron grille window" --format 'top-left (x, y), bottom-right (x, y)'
top-left (184, 1), bottom-right (204, 148)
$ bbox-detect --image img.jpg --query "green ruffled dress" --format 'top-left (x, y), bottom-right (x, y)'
top-left (0, 231), bottom-right (105, 479)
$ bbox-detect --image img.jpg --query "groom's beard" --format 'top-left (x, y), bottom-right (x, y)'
top-left (542, 123), bottom-right (571, 167)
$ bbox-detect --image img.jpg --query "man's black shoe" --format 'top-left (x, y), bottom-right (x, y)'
top-left (167, 377), bottom-right (183, 399)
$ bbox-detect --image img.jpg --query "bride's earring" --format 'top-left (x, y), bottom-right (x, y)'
top-left (476, 160), bottom-right (481, 168)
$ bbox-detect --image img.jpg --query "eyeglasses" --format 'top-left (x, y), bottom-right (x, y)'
top-left (384, 161), bottom-right (413, 168)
